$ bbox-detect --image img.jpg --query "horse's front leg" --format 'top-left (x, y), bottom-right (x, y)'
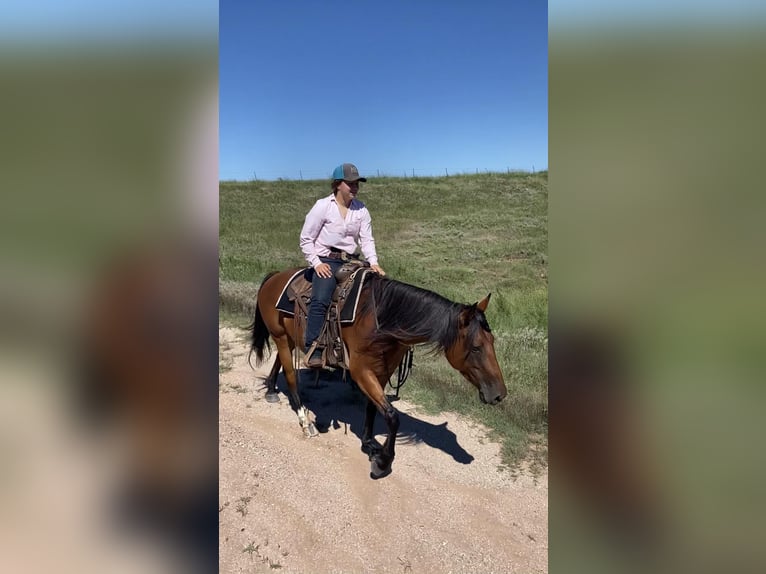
top-left (370, 402), bottom-right (400, 479)
top-left (350, 366), bottom-right (400, 478)
top-left (361, 399), bottom-right (383, 458)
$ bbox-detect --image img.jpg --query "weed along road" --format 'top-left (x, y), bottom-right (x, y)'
top-left (219, 326), bottom-right (547, 574)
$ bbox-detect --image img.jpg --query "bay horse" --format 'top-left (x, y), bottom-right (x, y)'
top-left (249, 268), bottom-right (508, 479)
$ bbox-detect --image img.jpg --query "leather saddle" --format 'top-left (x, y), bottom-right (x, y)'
top-left (275, 260), bottom-right (371, 369)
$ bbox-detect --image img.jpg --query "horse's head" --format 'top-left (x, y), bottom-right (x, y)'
top-left (445, 293), bottom-right (508, 405)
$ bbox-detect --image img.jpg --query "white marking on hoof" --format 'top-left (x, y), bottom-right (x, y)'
top-left (297, 406), bottom-right (317, 437)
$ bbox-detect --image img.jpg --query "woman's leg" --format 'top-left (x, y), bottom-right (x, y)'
top-left (303, 258), bottom-right (342, 353)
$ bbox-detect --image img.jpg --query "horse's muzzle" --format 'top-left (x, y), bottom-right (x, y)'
top-left (479, 384), bottom-right (507, 405)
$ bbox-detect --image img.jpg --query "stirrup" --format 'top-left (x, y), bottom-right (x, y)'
top-left (304, 343), bottom-right (324, 369)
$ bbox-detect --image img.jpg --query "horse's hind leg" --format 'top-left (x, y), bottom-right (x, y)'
top-left (274, 336), bottom-right (318, 437)
top-left (264, 354), bottom-right (281, 403)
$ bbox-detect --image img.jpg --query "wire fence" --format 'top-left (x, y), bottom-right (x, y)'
top-left (224, 165), bottom-right (545, 182)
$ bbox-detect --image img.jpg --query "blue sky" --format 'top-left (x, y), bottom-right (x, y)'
top-left (552, 0), bottom-right (766, 27)
top-left (220, 0), bottom-right (548, 181)
top-left (0, 0), bottom-right (216, 40)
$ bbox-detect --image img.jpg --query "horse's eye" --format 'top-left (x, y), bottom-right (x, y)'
top-left (471, 346), bottom-right (482, 354)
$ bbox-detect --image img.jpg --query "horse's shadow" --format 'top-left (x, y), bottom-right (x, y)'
top-left (266, 369), bottom-right (475, 465)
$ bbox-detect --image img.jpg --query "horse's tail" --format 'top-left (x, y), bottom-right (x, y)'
top-left (247, 271), bottom-right (278, 367)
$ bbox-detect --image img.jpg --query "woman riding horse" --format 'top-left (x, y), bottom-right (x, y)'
top-left (250, 268), bottom-right (508, 479)
top-left (299, 163), bottom-right (385, 368)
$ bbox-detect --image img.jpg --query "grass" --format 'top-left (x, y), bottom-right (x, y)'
top-left (219, 171), bottom-right (548, 470)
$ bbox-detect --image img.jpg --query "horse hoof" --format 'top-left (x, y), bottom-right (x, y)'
top-left (265, 392), bottom-right (280, 403)
top-left (304, 423), bottom-right (319, 438)
top-left (361, 441), bottom-right (383, 460)
top-left (370, 458), bottom-right (392, 480)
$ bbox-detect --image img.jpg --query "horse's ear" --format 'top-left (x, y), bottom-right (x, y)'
top-left (476, 293), bottom-right (491, 312)
top-left (459, 304), bottom-right (476, 327)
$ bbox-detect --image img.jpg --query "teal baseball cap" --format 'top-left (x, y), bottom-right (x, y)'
top-left (332, 163), bottom-right (367, 182)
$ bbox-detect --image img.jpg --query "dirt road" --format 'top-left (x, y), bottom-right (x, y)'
top-left (219, 327), bottom-right (547, 574)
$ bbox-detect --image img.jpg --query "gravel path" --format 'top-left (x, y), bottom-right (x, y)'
top-left (219, 327), bottom-right (547, 574)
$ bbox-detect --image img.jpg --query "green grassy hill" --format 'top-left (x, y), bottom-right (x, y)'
top-left (219, 171), bottom-right (548, 469)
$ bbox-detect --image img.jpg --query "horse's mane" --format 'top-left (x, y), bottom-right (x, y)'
top-left (358, 274), bottom-right (486, 353)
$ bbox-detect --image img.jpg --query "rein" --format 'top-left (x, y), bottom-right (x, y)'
top-left (388, 346), bottom-right (414, 399)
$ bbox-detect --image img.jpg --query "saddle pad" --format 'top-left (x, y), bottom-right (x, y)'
top-left (275, 268), bottom-right (372, 324)
top-left (274, 268), bottom-right (308, 313)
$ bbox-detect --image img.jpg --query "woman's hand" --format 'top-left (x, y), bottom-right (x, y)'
top-left (314, 263), bottom-right (333, 279)
top-left (371, 264), bottom-right (386, 276)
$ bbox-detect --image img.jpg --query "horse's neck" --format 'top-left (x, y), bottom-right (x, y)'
top-left (375, 280), bottom-right (456, 346)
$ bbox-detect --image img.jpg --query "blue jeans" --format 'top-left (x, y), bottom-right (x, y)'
top-left (304, 257), bottom-right (344, 352)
